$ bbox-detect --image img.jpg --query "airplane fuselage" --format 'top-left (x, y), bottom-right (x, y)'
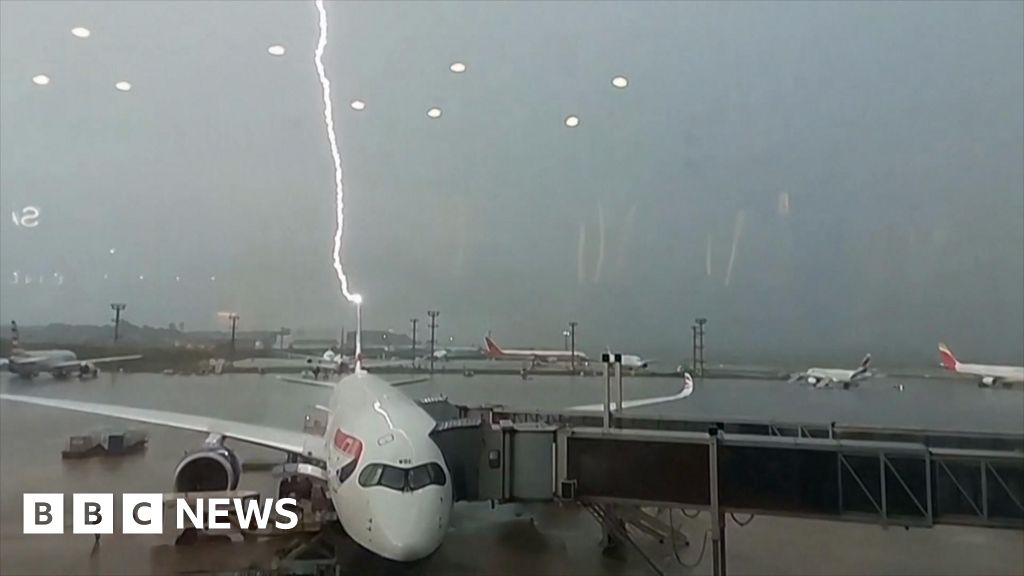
top-left (323, 372), bottom-right (451, 561)
top-left (953, 362), bottom-right (1024, 385)
top-left (486, 349), bottom-right (587, 363)
top-left (6, 350), bottom-right (78, 378)
top-left (620, 354), bottom-right (649, 370)
top-left (805, 368), bottom-right (855, 382)
top-left (802, 367), bottom-right (870, 387)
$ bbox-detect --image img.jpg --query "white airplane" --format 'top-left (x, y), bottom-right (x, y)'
top-left (1, 360), bottom-right (449, 561)
top-left (939, 343), bottom-right (1024, 387)
top-left (428, 346), bottom-right (483, 362)
top-left (619, 353), bottom-right (655, 371)
top-left (567, 373), bottom-right (695, 411)
top-left (789, 354), bottom-right (872, 389)
top-left (279, 349), bottom-right (406, 375)
top-left (483, 335), bottom-right (588, 365)
top-left (3, 321), bottom-right (142, 379)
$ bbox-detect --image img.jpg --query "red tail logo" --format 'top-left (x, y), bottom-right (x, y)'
top-left (10, 321), bottom-right (24, 355)
top-left (938, 343), bottom-right (958, 371)
top-left (484, 336), bottom-right (503, 356)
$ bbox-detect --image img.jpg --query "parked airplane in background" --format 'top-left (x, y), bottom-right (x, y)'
top-left (789, 354), bottom-right (872, 389)
top-left (619, 353), bottom-right (655, 371)
top-left (484, 336), bottom-right (588, 365)
top-left (3, 321), bottom-right (142, 379)
top-left (939, 343), bottom-right (1024, 388)
top-left (429, 346), bottom-right (484, 362)
top-left (279, 349), bottom-right (406, 376)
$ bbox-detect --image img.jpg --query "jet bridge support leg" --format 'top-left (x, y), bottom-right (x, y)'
top-left (709, 427), bottom-right (726, 576)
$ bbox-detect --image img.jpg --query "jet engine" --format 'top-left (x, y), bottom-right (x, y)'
top-left (173, 437), bottom-right (241, 492)
top-left (980, 376), bottom-right (997, 387)
top-left (78, 363), bottom-right (99, 378)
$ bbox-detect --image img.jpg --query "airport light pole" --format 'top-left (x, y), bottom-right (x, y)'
top-left (110, 303), bottom-right (126, 342)
top-left (410, 318), bottom-right (419, 367)
top-left (427, 310), bottom-right (439, 374)
top-left (695, 317), bottom-right (707, 377)
top-left (692, 324), bottom-right (698, 373)
top-left (569, 321), bottom-right (578, 373)
top-left (227, 313), bottom-right (240, 358)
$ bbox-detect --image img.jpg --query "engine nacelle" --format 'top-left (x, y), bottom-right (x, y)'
top-left (78, 363), bottom-right (99, 378)
top-left (173, 445), bottom-right (241, 492)
top-left (980, 376), bottom-right (997, 387)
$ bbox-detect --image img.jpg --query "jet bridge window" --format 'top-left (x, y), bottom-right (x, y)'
top-left (358, 462), bottom-right (447, 491)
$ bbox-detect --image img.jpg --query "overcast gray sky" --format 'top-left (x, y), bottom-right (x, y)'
top-left (1, 1), bottom-right (1021, 364)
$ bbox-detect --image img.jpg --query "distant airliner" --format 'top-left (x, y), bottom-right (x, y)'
top-left (484, 335), bottom-right (588, 365)
top-left (3, 321), bottom-right (142, 379)
top-left (618, 353), bottom-right (655, 371)
top-left (939, 343), bottom-right (1023, 387)
top-left (789, 354), bottom-right (872, 389)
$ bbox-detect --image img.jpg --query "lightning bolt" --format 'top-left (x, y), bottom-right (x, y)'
top-left (314, 0), bottom-right (360, 304)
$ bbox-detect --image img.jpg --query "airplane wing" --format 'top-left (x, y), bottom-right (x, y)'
top-left (566, 374), bottom-right (694, 411)
top-left (362, 359), bottom-right (409, 369)
top-left (275, 353), bottom-right (341, 369)
top-left (50, 355), bottom-right (143, 369)
top-left (278, 375), bottom-right (429, 388)
top-left (277, 375), bottom-right (335, 389)
top-left (388, 376), bottom-right (430, 387)
top-left (6, 356), bottom-right (46, 365)
top-left (0, 394), bottom-right (325, 460)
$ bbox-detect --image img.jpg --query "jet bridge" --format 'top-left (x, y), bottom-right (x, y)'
top-left (430, 406), bottom-right (1023, 576)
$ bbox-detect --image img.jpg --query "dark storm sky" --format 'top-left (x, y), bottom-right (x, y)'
top-left (1, 1), bottom-right (1021, 364)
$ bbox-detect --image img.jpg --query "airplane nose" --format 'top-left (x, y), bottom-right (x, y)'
top-left (371, 492), bottom-right (447, 562)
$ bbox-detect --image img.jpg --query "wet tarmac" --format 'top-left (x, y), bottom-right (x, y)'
top-left (1, 372), bottom-right (1021, 575)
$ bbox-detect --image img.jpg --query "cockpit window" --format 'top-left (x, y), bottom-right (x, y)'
top-left (337, 458), bottom-right (358, 484)
top-left (358, 463), bottom-right (383, 486)
top-left (407, 464), bottom-right (433, 490)
top-left (425, 462), bottom-right (446, 485)
top-left (379, 465), bottom-right (407, 490)
top-left (357, 462), bottom-right (447, 491)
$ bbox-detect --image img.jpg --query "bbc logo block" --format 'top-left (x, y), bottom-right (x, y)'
top-left (73, 494), bottom-right (114, 534)
top-left (122, 493), bottom-right (163, 534)
top-left (23, 494), bottom-right (63, 534)
top-left (24, 493), bottom-right (162, 534)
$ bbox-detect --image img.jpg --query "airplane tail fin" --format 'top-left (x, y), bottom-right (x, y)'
top-left (484, 335), bottom-right (503, 356)
top-left (938, 343), bottom-right (958, 371)
top-left (9, 321), bottom-right (24, 355)
top-left (850, 353), bottom-right (872, 380)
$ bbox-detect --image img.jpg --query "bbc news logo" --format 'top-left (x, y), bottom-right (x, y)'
top-left (24, 494), bottom-right (299, 534)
